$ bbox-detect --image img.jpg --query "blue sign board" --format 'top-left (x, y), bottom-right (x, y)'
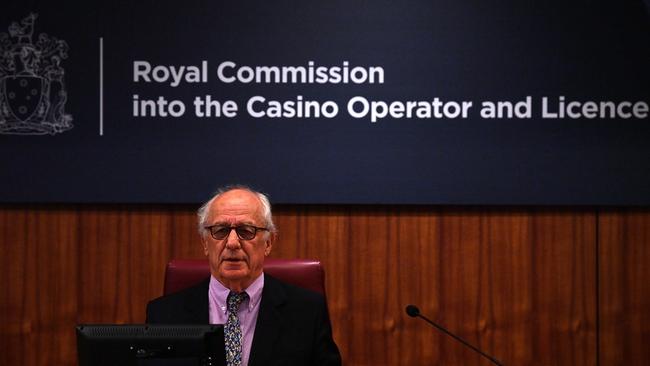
top-left (1, 1), bottom-right (649, 204)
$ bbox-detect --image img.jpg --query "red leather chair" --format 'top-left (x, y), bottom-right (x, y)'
top-left (163, 258), bottom-right (326, 296)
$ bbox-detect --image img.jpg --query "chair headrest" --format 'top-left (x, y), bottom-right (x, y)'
top-left (164, 258), bottom-right (325, 295)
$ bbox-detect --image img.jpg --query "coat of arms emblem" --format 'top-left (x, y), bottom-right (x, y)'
top-left (0, 13), bottom-right (73, 135)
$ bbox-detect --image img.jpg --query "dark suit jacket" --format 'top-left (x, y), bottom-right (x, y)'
top-left (146, 273), bottom-right (342, 366)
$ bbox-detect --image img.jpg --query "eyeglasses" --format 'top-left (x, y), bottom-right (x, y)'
top-left (204, 224), bottom-right (270, 241)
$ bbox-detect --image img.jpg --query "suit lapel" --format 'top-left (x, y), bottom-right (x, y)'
top-left (248, 274), bottom-right (286, 366)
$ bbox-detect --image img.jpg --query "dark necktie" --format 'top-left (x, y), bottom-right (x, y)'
top-left (225, 291), bottom-right (248, 366)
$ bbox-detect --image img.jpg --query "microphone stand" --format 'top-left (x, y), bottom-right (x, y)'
top-left (406, 305), bottom-right (503, 366)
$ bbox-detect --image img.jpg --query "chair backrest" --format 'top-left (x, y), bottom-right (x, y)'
top-left (163, 258), bottom-right (326, 295)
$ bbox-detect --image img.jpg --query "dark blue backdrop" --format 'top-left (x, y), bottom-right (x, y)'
top-left (1, 0), bottom-right (649, 204)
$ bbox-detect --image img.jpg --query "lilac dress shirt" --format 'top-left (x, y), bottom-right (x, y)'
top-left (209, 273), bottom-right (264, 366)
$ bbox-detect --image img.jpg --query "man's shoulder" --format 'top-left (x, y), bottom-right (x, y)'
top-left (255, 274), bottom-right (341, 365)
top-left (149, 278), bottom-right (210, 305)
top-left (263, 273), bottom-right (327, 308)
top-left (146, 278), bottom-right (210, 323)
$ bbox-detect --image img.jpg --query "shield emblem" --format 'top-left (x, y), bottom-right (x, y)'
top-left (3, 75), bottom-right (45, 122)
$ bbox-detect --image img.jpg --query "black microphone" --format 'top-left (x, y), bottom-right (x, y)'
top-left (405, 304), bottom-right (503, 366)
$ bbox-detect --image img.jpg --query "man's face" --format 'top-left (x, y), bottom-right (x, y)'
top-left (202, 189), bottom-right (273, 290)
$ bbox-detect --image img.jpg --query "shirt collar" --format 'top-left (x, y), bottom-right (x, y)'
top-left (209, 272), bottom-right (265, 314)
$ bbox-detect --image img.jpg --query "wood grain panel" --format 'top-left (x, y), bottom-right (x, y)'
top-left (77, 206), bottom-right (175, 323)
top-left (0, 206), bottom-right (79, 366)
top-left (0, 204), bottom-right (643, 366)
top-left (524, 212), bottom-right (597, 366)
top-left (169, 207), bottom-right (205, 259)
top-left (599, 210), bottom-right (650, 365)
top-left (275, 207), bottom-right (597, 366)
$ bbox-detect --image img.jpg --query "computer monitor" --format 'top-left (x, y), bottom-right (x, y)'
top-left (76, 324), bottom-right (225, 366)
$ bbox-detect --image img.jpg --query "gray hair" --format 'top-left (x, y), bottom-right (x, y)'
top-left (197, 185), bottom-right (276, 237)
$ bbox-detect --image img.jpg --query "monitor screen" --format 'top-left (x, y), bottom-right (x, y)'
top-left (76, 324), bottom-right (225, 366)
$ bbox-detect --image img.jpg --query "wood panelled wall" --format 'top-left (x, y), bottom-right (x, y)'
top-left (0, 205), bottom-right (648, 365)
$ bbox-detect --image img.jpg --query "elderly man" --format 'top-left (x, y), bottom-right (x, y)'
top-left (146, 186), bottom-right (342, 366)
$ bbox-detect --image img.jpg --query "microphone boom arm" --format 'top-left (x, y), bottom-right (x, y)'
top-left (405, 305), bottom-right (503, 366)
